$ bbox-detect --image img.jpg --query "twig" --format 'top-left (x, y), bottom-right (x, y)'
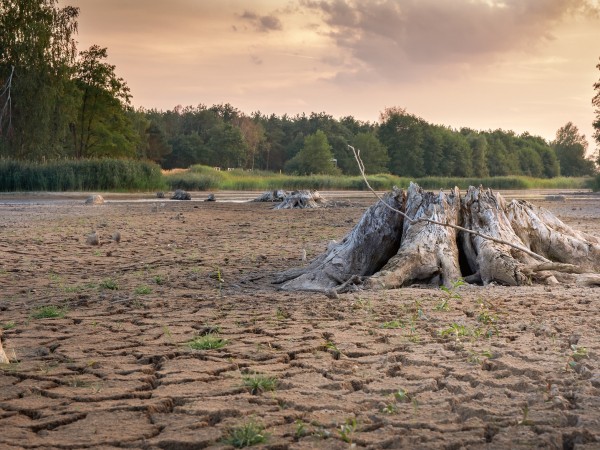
top-left (349, 145), bottom-right (551, 263)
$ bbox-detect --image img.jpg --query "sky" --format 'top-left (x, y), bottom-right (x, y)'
top-left (60, 0), bottom-right (600, 153)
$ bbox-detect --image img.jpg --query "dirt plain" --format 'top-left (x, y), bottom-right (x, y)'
top-left (0, 190), bottom-right (599, 449)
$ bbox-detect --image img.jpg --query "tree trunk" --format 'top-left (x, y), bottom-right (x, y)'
top-left (275, 188), bottom-right (404, 291)
top-left (367, 183), bottom-right (461, 288)
top-left (274, 183), bottom-right (600, 292)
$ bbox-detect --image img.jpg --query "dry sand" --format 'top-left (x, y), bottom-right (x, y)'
top-left (0, 191), bottom-right (599, 449)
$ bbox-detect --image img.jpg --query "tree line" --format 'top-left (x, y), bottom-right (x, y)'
top-left (1, 0), bottom-right (599, 180)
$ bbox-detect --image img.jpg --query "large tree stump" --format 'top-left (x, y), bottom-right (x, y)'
top-left (275, 183), bottom-right (600, 292)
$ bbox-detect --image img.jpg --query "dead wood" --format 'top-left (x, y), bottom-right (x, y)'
top-left (275, 188), bottom-right (404, 291)
top-left (274, 190), bottom-right (327, 209)
top-left (367, 183), bottom-right (461, 289)
top-left (275, 182), bottom-right (600, 292)
top-left (252, 190), bottom-right (288, 202)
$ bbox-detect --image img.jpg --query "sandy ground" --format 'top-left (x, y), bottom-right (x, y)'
top-left (0, 190), bottom-right (599, 449)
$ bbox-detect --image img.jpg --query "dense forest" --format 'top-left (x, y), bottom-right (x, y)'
top-left (1, 0), bottom-right (599, 181)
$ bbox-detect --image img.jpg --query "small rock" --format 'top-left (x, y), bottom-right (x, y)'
top-left (84, 195), bottom-right (104, 205)
top-left (205, 193), bottom-right (216, 202)
top-left (568, 333), bottom-right (581, 346)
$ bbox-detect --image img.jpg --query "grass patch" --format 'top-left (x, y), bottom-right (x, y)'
top-left (242, 373), bottom-right (278, 395)
top-left (164, 165), bottom-right (592, 191)
top-left (1, 321), bottom-right (16, 330)
top-left (188, 333), bottom-right (228, 350)
top-left (134, 285), bottom-right (152, 295)
top-left (99, 278), bottom-right (118, 290)
top-left (31, 305), bottom-right (67, 319)
top-left (223, 420), bottom-right (268, 448)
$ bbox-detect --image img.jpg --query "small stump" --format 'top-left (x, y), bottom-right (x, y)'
top-left (171, 189), bottom-right (191, 200)
top-left (85, 195), bottom-right (104, 205)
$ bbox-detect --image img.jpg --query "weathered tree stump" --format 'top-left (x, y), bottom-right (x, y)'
top-left (84, 194), bottom-right (104, 205)
top-left (275, 183), bottom-right (600, 292)
top-left (274, 190), bottom-right (327, 209)
top-left (252, 190), bottom-right (288, 202)
top-left (171, 189), bottom-right (191, 200)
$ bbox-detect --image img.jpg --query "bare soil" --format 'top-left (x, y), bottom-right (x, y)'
top-left (0, 191), bottom-right (599, 449)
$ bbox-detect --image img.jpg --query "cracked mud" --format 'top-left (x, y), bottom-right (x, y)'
top-left (1, 192), bottom-right (599, 449)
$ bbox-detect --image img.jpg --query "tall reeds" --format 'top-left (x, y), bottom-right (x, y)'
top-left (0, 159), bottom-right (166, 191)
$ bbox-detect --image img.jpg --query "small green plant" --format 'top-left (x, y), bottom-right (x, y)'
top-left (1, 321), bottom-right (16, 330)
top-left (352, 296), bottom-right (373, 312)
top-left (243, 373), bottom-right (278, 395)
top-left (134, 285), bottom-right (152, 295)
top-left (439, 323), bottom-right (473, 339)
top-left (100, 278), bottom-right (118, 290)
top-left (31, 305), bottom-right (67, 319)
top-left (440, 279), bottom-right (465, 300)
top-left (518, 405), bottom-right (534, 426)
top-left (467, 349), bottom-right (493, 364)
top-left (321, 340), bottom-right (342, 358)
top-left (275, 307), bottom-right (290, 320)
top-left (570, 345), bottom-right (588, 361)
top-left (435, 298), bottom-right (450, 311)
top-left (381, 402), bottom-right (398, 414)
top-left (223, 420), bottom-right (268, 448)
top-left (48, 272), bottom-right (62, 283)
top-left (188, 333), bottom-right (228, 350)
top-left (380, 319), bottom-right (404, 329)
top-left (153, 275), bottom-right (165, 285)
top-left (394, 388), bottom-right (412, 403)
top-left (294, 419), bottom-right (308, 438)
top-left (338, 418), bottom-right (357, 444)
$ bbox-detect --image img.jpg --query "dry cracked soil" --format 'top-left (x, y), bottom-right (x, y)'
top-left (0, 190), bottom-right (599, 449)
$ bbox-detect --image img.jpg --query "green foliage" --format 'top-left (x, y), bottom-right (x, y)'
top-left (134, 285), bottom-right (151, 295)
top-left (242, 373), bottom-right (278, 394)
top-left (0, 0), bottom-right (79, 159)
top-left (552, 122), bottom-right (596, 176)
top-left (285, 130), bottom-right (340, 175)
top-left (338, 418), bottom-right (357, 444)
top-left (188, 333), bottom-right (227, 350)
top-left (31, 305), bottom-right (67, 319)
top-left (352, 132), bottom-right (389, 174)
top-left (99, 278), bottom-right (118, 290)
top-left (0, 159), bottom-right (165, 191)
top-left (223, 420), bottom-right (268, 448)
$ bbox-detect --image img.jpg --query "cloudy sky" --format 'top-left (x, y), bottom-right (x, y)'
top-left (61, 0), bottom-right (600, 151)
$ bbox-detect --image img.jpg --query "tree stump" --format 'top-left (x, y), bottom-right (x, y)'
top-left (171, 189), bottom-right (191, 200)
top-left (252, 190), bottom-right (288, 202)
top-left (274, 190), bottom-right (327, 209)
top-left (275, 183), bottom-right (600, 292)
